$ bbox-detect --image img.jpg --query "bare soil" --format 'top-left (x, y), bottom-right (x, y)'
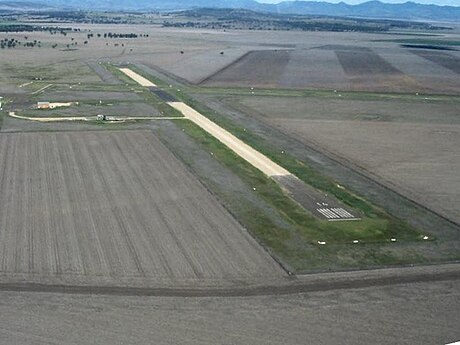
top-left (333, 46), bottom-right (402, 76)
top-left (410, 49), bottom-right (460, 74)
top-left (202, 50), bottom-right (291, 87)
top-left (0, 130), bottom-right (284, 288)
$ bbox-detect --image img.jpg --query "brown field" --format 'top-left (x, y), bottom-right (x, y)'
top-left (322, 45), bottom-right (402, 76)
top-left (409, 49), bottom-right (460, 74)
top-left (0, 26), bottom-right (459, 93)
top-left (201, 50), bottom-right (291, 86)
top-left (201, 44), bottom-right (458, 92)
top-left (222, 95), bottom-right (460, 224)
top-left (0, 130), bottom-right (283, 287)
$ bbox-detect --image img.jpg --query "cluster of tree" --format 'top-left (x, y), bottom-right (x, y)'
top-left (0, 38), bottom-right (42, 49)
top-left (33, 11), bottom-right (87, 21)
top-left (0, 38), bottom-right (17, 49)
top-left (162, 20), bottom-right (387, 32)
top-left (100, 32), bottom-right (148, 39)
top-left (83, 32), bottom-right (149, 40)
top-left (0, 24), bottom-right (75, 33)
top-left (165, 8), bottom-right (451, 33)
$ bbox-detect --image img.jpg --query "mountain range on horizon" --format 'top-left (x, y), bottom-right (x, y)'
top-left (1, 0), bottom-right (459, 21)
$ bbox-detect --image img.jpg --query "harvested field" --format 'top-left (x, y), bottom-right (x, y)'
top-left (202, 50), bottom-right (291, 86)
top-left (229, 95), bottom-right (460, 124)
top-left (330, 46), bottom-right (402, 76)
top-left (279, 48), bottom-right (349, 89)
top-left (274, 120), bottom-right (460, 224)
top-left (0, 130), bottom-right (283, 287)
top-left (409, 49), bottom-right (460, 74)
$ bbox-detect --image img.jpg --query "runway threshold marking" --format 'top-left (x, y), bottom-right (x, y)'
top-left (317, 207), bottom-right (359, 221)
top-left (31, 83), bottom-right (53, 95)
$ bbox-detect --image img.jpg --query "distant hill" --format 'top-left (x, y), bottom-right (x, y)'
top-left (0, 1), bottom-right (55, 11)
top-left (1, 0), bottom-right (459, 21)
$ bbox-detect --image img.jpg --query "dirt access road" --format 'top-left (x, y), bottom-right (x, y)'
top-left (1, 272), bottom-right (459, 345)
top-left (8, 111), bottom-right (183, 123)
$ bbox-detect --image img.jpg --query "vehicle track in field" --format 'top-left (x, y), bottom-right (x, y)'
top-left (0, 263), bottom-right (458, 297)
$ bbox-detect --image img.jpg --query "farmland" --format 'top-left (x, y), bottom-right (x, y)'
top-left (0, 9), bottom-right (459, 344)
top-left (0, 130), bottom-right (283, 287)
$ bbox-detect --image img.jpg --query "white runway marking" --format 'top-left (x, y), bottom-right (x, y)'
top-left (19, 81), bottom-right (33, 88)
top-left (332, 208), bottom-right (354, 218)
top-left (317, 207), bottom-right (358, 221)
top-left (31, 83), bottom-right (53, 95)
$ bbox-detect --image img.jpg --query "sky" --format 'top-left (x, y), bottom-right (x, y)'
top-left (257, 0), bottom-right (460, 6)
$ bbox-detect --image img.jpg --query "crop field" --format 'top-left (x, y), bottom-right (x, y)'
top-left (0, 130), bottom-right (283, 287)
top-left (221, 94), bottom-right (460, 224)
top-left (200, 45), bottom-right (459, 92)
top-left (324, 45), bottom-right (402, 76)
top-left (201, 50), bottom-right (291, 86)
top-left (409, 49), bottom-right (460, 74)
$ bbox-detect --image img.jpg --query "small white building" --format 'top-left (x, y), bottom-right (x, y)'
top-left (37, 101), bottom-right (50, 109)
top-left (37, 101), bottom-right (76, 109)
